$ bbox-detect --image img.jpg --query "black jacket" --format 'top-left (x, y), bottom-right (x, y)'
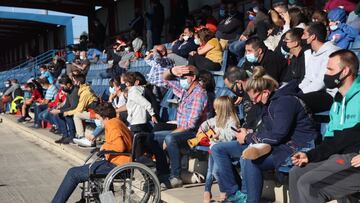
top-left (60, 86), bottom-right (79, 114)
top-left (241, 48), bottom-right (288, 83)
top-left (306, 123), bottom-right (360, 162)
top-left (171, 38), bottom-right (198, 58)
top-left (216, 12), bottom-right (243, 40)
top-left (281, 49), bottom-right (306, 83)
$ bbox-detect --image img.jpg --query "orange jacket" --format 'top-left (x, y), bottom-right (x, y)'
top-left (102, 118), bottom-right (133, 166)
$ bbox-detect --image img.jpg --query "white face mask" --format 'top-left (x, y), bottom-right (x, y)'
top-left (5, 84), bottom-right (10, 87)
top-left (183, 35), bottom-right (190, 41)
top-left (124, 47), bottom-right (130, 52)
top-left (80, 56), bottom-right (85, 60)
top-left (194, 38), bottom-right (201, 45)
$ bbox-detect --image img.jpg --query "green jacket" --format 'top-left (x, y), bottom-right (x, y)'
top-left (325, 77), bottom-right (360, 137)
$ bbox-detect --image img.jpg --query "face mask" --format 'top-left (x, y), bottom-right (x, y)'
top-left (219, 9), bottom-right (226, 17)
top-left (180, 78), bottom-right (190, 90)
top-left (109, 87), bottom-right (116, 94)
top-left (41, 71), bottom-right (45, 74)
top-left (329, 25), bottom-right (338, 31)
top-left (281, 43), bottom-right (290, 57)
top-left (323, 69), bottom-right (347, 89)
top-left (231, 83), bottom-right (244, 97)
top-left (245, 53), bottom-right (258, 63)
top-left (63, 87), bottom-right (72, 93)
top-left (248, 15), bottom-right (256, 21)
top-left (183, 35), bottom-right (190, 41)
top-left (5, 84), bottom-right (10, 87)
top-left (80, 56), bottom-right (85, 60)
top-left (194, 38), bottom-right (201, 45)
top-left (124, 47), bottom-right (130, 52)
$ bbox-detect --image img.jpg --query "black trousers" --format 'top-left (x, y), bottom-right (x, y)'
top-left (188, 55), bottom-right (221, 71)
top-left (298, 90), bottom-right (333, 113)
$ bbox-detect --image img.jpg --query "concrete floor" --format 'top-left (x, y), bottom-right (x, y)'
top-left (0, 118), bottom-right (81, 203)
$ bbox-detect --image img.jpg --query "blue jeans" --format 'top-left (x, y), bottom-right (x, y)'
top-left (204, 154), bottom-right (219, 192)
top-left (53, 114), bottom-right (76, 138)
top-left (38, 109), bottom-right (55, 125)
top-left (211, 141), bottom-right (248, 196)
top-left (148, 130), bottom-right (195, 178)
top-left (229, 40), bottom-right (246, 61)
top-left (242, 154), bottom-right (275, 203)
top-left (51, 160), bottom-right (115, 203)
top-left (34, 104), bottom-right (49, 126)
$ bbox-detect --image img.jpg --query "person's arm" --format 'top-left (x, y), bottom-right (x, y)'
top-left (3, 85), bottom-right (16, 96)
top-left (102, 128), bottom-right (127, 152)
top-left (60, 92), bottom-right (79, 113)
top-left (183, 91), bottom-right (208, 130)
top-left (306, 123), bottom-right (360, 162)
top-left (115, 105), bottom-right (127, 113)
top-left (245, 97), bottom-right (297, 145)
top-left (131, 91), bottom-right (155, 117)
top-left (197, 43), bottom-right (214, 55)
top-left (64, 97), bottom-right (85, 116)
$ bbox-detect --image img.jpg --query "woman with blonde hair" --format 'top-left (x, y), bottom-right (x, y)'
top-left (198, 96), bottom-right (240, 203)
top-left (212, 66), bottom-right (319, 203)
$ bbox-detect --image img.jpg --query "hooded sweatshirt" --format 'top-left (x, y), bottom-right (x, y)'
top-left (126, 86), bottom-right (155, 125)
top-left (306, 77), bottom-right (360, 162)
top-left (65, 84), bottom-right (97, 116)
top-left (299, 42), bottom-right (340, 95)
top-left (245, 80), bottom-right (320, 169)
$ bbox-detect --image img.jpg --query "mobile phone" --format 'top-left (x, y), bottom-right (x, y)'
top-left (231, 127), bottom-right (241, 133)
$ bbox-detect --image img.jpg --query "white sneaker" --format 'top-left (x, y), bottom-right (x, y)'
top-left (73, 138), bottom-right (95, 147)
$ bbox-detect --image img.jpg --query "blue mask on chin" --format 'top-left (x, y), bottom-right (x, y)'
top-left (245, 53), bottom-right (258, 63)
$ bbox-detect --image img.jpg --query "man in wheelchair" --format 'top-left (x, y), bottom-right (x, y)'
top-left (52, 102), bottom-right (133, 203)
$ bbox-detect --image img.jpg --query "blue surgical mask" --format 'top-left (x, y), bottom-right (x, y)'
top-left (329, 25), bottom-right (338, 31)
top-left (248, 15), bottom-right (256, 21)
top-left (245, 53), bottom-right (258, 63)
top-left (109, 87), bottom-right (116, 94)
top-left (219, 9), bottom-right (226, 17)
top-left (180, 78), bottom-right (190, 90)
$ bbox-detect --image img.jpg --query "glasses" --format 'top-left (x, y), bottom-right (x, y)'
top-left (230, 82), bottom-right (237, 91)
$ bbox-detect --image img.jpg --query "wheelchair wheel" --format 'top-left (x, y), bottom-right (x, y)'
top-left (102, 162), bottom-right (161, 203)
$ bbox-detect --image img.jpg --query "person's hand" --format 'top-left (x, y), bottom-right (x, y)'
top-left (179, 33), bottom-right (184, 41)
top-left (50, 109), bottom-right (60, 115)
top-left (171, 66), bottom-right (192, 77)
top-left (234, 96), bottom-right (243, 105)
top-left (236, 128), bottom-right (247, 144)
top-left (291, 152), bottom-right (309, 167)
top-left (189, 51), bottom-right (197, 56)
top-left (63, 111), bottom-right (69, 116)
top-left (351, 154), bottom-right (360, 168)
top-left (239, 35), bottom-right (247, 41)
top-left (151, 115), bottom-right (158, 124)
top-left (283, 11), bottom-right (290, 25)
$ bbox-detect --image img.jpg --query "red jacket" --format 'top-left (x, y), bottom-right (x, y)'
top-left (48, 89), bottom-right (67, 109)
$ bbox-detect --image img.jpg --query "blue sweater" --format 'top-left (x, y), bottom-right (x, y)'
top-left (245, 81), bottom-right (320, 169)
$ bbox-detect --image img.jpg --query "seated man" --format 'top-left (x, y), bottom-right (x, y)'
top-left (290, 50), bottom-right (360, 203)
top-left (66, 51), bottom-right (90, 78)
top-left (51, 102), bottom-right (133, 203)
top-left (148, 65), bottom-right (208, 188)
top-left (168, 26), bottom-right (198, 66)
top-left (39, 65), bottom-right (54, 84)
top-left (17, 82), bottom-right (43, 123)
top-left (64, 74), bottom-right (98, 143)
top-left (51, 76), bottom-right (79, 144)
top-left (32, 78), bottom-right (58, 128)
top-left (241, 37), bottom-right (287, 83)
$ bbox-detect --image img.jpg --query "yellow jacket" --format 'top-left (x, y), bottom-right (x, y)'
top-left (65, 84), bottom-right (97, 116)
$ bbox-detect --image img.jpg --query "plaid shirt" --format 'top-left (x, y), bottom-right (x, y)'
top-left (167, 80), bottom-right (208, 130)
top-left (145, 53), bottom-right (174, 87)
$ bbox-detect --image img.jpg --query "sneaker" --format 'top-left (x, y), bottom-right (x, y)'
top-left (49, 126), bottom-right (57, 133)
top-left (55, 137), bottom-right (66, 144)
top-left (242, 143), bottom-right (272, 160)
top-left (73, 138), bottom-right (95, 147)
top-left (221, 191), bottom-right (247, 203)
top-left (136, 155), bottom-right (156, 167)
top-left (29, 124), bottom-right (41, 129)
top-left (17, 117), bottom-right (26, 123)
top-left (61, 137), bottom-right (75, 145)
top-left (24, 116), bottom-right (32, 122)
top-left (160, 177), bottom-right (183, 190)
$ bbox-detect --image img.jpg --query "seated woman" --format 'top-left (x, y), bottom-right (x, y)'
top-left (188, 28), bottom-right (223, 71)
top-left (211, 66), bottom-right (319, 203)
top-left (51, 103), bottom-right (133, 203)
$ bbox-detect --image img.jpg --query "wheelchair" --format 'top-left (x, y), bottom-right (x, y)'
top-left (80, 133), bottom-right (161, 203)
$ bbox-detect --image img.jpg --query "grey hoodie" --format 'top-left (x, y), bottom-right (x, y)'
top-left (299, 42), bottom-right (340, 95)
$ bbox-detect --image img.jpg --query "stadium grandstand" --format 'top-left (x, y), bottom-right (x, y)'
top-left (0, 0), bottom-right (360, 203)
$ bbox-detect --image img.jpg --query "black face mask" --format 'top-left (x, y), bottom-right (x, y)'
top-left (323, 69), bottom-right (347, 89)
top-left (63, 86), bottom-right (73, 93)
top-left (231, 82), bottom-right (244, 97)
